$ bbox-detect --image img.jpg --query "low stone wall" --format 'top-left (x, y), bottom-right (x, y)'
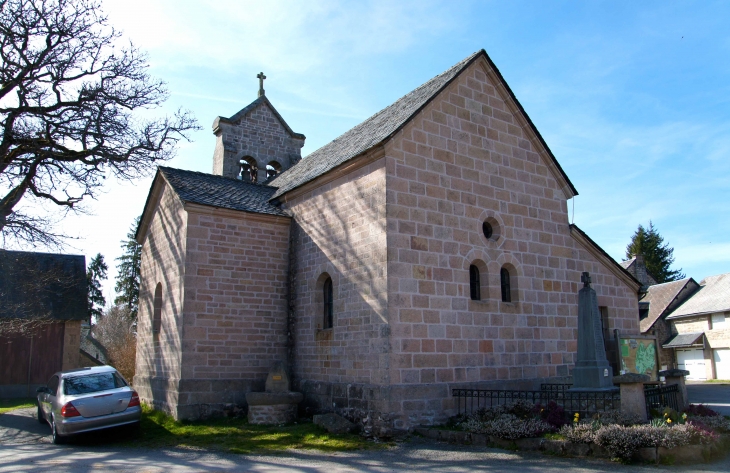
top-left (134, 375), bottom-right (264, 420)
top-left (415, 427), bottom-right (730, 464)
top-left (296, 376), bottom-right (572, 436)
top-left (248, 404), bottom-right (297, 425)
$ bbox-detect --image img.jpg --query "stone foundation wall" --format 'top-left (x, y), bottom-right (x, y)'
top-left (248, 404), bottom-right (298, 425)
top-left (297, 376), bottom-right (569, 435)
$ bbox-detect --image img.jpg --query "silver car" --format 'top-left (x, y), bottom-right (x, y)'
top-left (36, 365), bottom-right (141, 444)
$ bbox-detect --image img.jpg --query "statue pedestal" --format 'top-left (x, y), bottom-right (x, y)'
top-left (659, 369), bottom-right (690, 411)
top-left (613, 373), bottom-right (650, 420)
top-left (246, 392), bottom-right (303, 425)
top-left (245, 360), bottom-right (303, 425)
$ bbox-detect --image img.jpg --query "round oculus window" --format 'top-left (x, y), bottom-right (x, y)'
top-left (482, 221), bottom-right (493, 239)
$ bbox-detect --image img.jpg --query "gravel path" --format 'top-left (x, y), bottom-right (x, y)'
top-left (2, 407), bottom-right (730, 472)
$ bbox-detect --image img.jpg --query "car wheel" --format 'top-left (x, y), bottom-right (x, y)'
top-left (51, 416), bottom-right (66, 445)
top-left (36, 404), bottom-right (45, 424)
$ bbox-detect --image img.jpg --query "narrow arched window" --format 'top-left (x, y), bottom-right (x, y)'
top-left (469, 265), bottom-right (481, 301)
top-left (500, 268), bottom-right (511, 302)
top-left (323, 277), bottom-right (333, 329)
top-left (153, 283), bottom-right (162, 342)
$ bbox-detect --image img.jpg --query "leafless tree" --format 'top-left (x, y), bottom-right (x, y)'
top-left (0, 0), bottom-right (199, 247)
top-left (93, 304), bottom-right (136, 381)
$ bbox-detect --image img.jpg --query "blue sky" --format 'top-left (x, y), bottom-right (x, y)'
top-left (46, 0), bottom-right (730, 301)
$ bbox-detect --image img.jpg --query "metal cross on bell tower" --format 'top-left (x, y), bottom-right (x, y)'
top-left (257, 72), bottom-right (266, 97)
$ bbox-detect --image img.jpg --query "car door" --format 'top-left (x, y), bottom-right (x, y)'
top-left (43, 375), bottom-right (59, 418)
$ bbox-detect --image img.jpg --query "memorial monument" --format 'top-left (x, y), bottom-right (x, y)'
top-left (571, 272), bottom-right (617, 391)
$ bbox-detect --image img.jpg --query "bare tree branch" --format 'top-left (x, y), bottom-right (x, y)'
top-left (0, 0), bottom-right (200, 246)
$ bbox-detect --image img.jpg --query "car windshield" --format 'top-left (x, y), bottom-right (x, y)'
top-left (63, 372), bottom-right (126, 395)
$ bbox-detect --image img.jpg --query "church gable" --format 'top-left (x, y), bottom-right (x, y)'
top-left (212, 94), bottom-right (305, 182)
top-left (382, 54), bottom-right (640, 390)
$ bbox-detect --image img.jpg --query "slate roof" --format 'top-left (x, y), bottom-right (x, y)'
top-left (663, 332), bottom-right (704, 348)
top-left (620, 257), bottom-right (635, 270)
top-left (158, 167), bottom-right (289, 218)
top-left (639, 278), bottom-right (697, 333)
top-left (667, 272), bottom-right (730, 319)
top-left (269, 49), bottom-right (577, 199)
top-left (569, 224), bottom-right (642, 288)
top-left (0, 250), bottom-right (87, 321)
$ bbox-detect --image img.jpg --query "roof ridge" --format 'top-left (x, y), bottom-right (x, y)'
top-left (268, 50), bottom-right (484, 199)
top-left (213, 95), bottom-right (305, 140)
top-left (159, 166), bottom-right (279, 190)
top-left (649, 278), bottom-right (692, 287)
top-left (268, 48), bottom-right (577, 200)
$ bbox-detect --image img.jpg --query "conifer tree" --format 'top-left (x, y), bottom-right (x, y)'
top-left (114, 216), bottom-right (142, 318)
top-left (626, 222), bottom-right (685, 283)
top-left (87, 253), bottom-right (108, 321)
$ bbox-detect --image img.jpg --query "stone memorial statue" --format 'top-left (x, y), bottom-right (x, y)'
top-left (570, 272), bottom-right (617, 391)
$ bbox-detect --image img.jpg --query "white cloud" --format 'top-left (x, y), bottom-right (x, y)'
top-left (104, 0), bottom-right (457, 72)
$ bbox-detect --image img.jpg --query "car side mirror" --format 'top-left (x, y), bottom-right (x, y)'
top-left (36, 387), bottom-right (49, 394)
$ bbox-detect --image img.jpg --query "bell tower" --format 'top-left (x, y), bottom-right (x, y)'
top-left (211, 72), bottom-right (305, 182)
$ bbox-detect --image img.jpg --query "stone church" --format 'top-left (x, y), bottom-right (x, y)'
top-left (133, 50), bottom-right (642, 433)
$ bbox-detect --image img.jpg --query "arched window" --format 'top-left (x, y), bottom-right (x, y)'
top-left (323, 277), bottom-right (333, 329)
top-left (153, 283), bottom-right (162, 342)
top-left (469, 265), bottom-right (481, 300)
top-left (266, 161), bottom-right (282, 180)
top-left (239, 156), bottom-right (258, 183)
top-left (500, 268), bottom-right (511, 302)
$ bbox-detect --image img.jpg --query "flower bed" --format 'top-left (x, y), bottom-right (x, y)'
top-left (429, 401), bottom-right (730, 464)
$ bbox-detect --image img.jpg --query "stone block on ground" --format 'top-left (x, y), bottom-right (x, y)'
top-left (313, 413), bottom-right (356, 434)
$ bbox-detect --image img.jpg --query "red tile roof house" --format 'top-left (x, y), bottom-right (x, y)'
top-left (133, 50), bottom-right (643, 434)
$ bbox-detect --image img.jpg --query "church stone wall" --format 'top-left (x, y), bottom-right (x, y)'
top-left (176, 207), bottom-right (291, 419)
top-left (284, 159), bottom-right (390, 431)
top-left (213, 102), bottom-right (304, 180)
top-left (134, 183), bottom-right (188, 416)
top-left (382, 57), bottom-right (639, 428)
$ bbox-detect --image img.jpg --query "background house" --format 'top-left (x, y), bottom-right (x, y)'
top-left (639, 278), bottom-right (699, 371)
top-left (664, 273), bottom-right (730, 380)
top-left (0, 250), bottom-right (87, 397)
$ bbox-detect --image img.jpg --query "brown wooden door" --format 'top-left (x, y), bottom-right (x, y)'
top-left (0, 321), bottom-right (65, 387)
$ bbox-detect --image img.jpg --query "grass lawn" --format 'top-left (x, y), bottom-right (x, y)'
top-left (0, 398), bottom-right (35, 415)
top-left (110, 404), bottom-right (385, 454)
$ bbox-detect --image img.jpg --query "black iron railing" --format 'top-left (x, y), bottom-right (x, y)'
top-left (453, 387), bottom-right (620, 418)
top-left (540, 383), bottom-right (572, 392)
top-left (644, 384), bottom-right (679, 413)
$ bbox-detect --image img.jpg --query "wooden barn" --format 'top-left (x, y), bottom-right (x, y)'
top-left (0, 250), bottom-right (87, 398)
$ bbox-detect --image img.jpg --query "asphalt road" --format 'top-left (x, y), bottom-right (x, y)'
top-left (687, 382), bottom-right (730, 416)
top-left (1, 385), bottom-right (729, 473)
